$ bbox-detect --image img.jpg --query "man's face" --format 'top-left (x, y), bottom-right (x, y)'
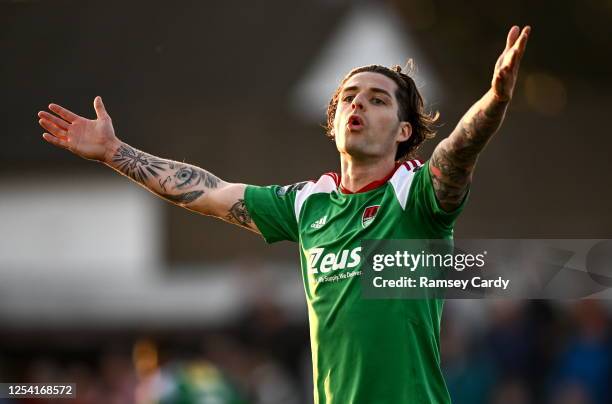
top-left (333, 72), bottom-right (411, 161)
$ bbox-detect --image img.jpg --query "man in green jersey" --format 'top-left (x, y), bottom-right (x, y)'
top-left (38, 25), bottom-right (530, 403)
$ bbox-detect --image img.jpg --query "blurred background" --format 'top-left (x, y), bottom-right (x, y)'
top-left (1, 0), bottom-right (612, 403)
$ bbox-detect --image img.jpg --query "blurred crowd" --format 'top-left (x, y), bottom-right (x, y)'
top-left (443, 300), bottom-right (612, 404)
top-left (1, 299), bottom-right (611, 404)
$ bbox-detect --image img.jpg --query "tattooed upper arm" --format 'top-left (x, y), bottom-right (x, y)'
top-left (429, 138), bottom-right (473, 212)
top-left (225, 198), bottom-right (257, 231)
top-left (205, 183), bottom-right (261, 234)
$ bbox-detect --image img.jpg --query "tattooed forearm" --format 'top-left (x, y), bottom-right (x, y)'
top-left (460, 95), bottom-right (508, 148)
top-left (159, 175), bottom-right (172, 192)
top-left (107, 143), bottom-right (223, 208)
top-left (160, 190), bottom-right (204, 204)
top-left (174, 166), bottom-right (220, 189)
top-left (112, 144), bottom-right (167, 182)
top-left (225, 199), bottom-right (252, 227)
top-left (103, 143), bottom-right (256, 234)
top-left (430, 90), bottom-right (510, 211)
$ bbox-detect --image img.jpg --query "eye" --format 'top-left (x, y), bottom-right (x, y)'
top-left (371, 97), bottom-right (385, 105)
top-left (342, 95), bottom-right (355, 103)
top-left (175, 167), bottom-right (199, 188)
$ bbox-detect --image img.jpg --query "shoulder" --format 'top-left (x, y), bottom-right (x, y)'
top-left (388, 159), bottom-right (426, 209)
top-left (294, 171), bottom-right (338, 200)
top-left (275, 172), bottom-right (338, 197)
top-left (276, 172), bottom-right (338, 220)
top-left (389, 158), bottom-right (425, 185)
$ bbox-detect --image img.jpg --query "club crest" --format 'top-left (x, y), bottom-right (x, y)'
top-left (361, 205), bottom-right (380, 228)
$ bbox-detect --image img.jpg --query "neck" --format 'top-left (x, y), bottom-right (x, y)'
top-left (340, 153), bottom-right (396, 193)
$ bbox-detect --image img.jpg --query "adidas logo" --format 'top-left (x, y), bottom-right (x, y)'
top-left (311, 216), bottom-right (327, 229)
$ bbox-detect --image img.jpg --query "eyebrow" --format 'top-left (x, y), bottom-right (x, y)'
top-left (341, 85), bottom-right (393, 99)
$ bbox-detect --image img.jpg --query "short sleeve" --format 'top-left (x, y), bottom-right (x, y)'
top-left (409, 159), bottom-right (470, 230)
top-left (244, 184), bottom-right (301, 243)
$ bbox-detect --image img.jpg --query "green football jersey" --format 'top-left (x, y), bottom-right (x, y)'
top-left (244, 159), bottom-right (469, 404)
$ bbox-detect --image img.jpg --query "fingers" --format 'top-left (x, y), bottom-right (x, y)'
top-left (508, 26), bottom-right (531, 70)
top-left (505, 25), bottom-right (530, 53)
top-left (505, 25), bottom-right (520, 50)
top-left (504, 48), bottom-right (518, 69)
top-left (39, 117), bottom-right (67, 138)
top-left (514, 26), bottom-right (530, 57)
top-left (42, 133), bottom-right (69, 149)
top-left (501, 25), bottom-right (531, 70)
top-left (93, 96), bottom-right (109, 120)
top-left (48, 103), bottom-right (80, 123)
top-left (38, 111), bottom-right (69, 130)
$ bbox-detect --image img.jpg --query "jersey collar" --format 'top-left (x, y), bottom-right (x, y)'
top-left (339, 162), bottom-right (402, 194)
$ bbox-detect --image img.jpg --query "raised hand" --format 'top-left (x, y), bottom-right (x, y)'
top-left (430, 25), bottom-right (532, 212)
top-left (38, 96), bottom-right (120, 162)
top-left (491, 25), bottom-right (531, 102)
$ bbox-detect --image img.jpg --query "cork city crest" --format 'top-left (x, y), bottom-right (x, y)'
top-left (361, 205), bottom-right (380, 228)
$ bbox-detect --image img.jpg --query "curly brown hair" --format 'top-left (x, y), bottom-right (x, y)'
top-left (325, 62), bottom-right (439, 161)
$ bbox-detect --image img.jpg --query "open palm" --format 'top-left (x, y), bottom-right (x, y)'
top-left (38, 96), bottom-right (118, 162)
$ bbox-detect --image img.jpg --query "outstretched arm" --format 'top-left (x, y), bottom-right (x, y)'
top-left (430, 25), bottom-right (531, 211)
top-left (38, 97), bottom-right (259, 233)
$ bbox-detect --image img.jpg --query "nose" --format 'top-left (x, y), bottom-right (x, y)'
top-left (351, 96), bottom-right (364, 110)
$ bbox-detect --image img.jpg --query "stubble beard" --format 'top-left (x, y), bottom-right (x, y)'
top-left (337, 128), bottom-right (380, 161)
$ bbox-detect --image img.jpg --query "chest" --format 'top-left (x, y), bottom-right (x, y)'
top-left (299, 188), bottom-right (403, 249)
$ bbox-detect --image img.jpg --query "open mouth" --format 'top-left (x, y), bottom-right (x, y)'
top-left (347, 115), bottom-right (364, 130)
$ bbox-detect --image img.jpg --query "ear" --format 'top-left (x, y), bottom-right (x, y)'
top-left (398, 121), bottom-right (412, 142)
